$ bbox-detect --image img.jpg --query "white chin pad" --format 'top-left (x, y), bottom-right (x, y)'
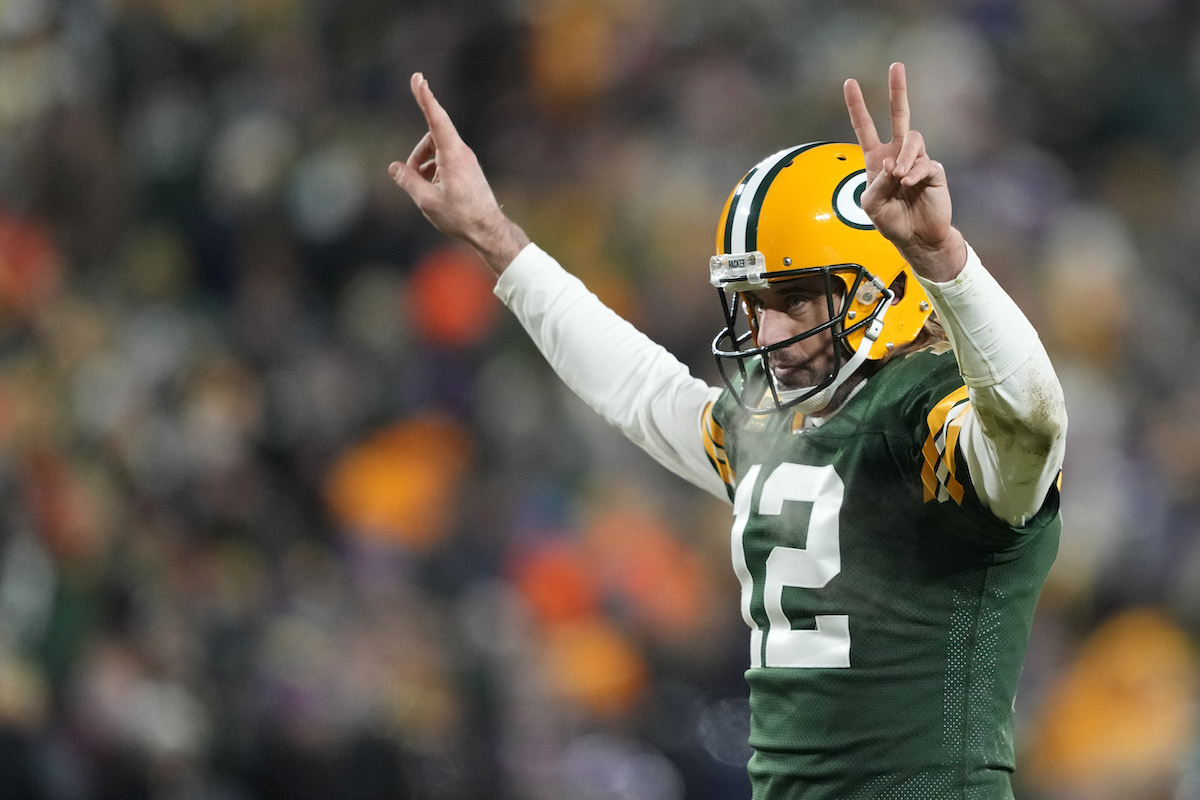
top-left (771, 380), bottom-right (835, 414)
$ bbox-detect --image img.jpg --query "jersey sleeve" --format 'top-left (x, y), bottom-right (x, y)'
top-left (700, 399), bottom-right (737, 502)
top-left (493, 244), bottom-right (729, 501)
top-left (915, 243), bottom-right (1067, 527)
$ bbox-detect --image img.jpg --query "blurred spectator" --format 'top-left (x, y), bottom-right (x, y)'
top-left (1021, 608), bottom-right (1199, 800)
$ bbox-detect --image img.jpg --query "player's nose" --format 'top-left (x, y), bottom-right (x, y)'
top-left (756, 307), bottom-right (794, 349)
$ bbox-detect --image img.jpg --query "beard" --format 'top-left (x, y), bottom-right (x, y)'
top-left (767, 349), bottom-right (833, 392)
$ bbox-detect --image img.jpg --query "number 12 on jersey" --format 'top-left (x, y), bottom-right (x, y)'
top-left (732, 463), bottom-right (850, 669)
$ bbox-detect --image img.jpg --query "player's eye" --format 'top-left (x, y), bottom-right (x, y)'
top-left (785, 292), bottom-right (810, 311)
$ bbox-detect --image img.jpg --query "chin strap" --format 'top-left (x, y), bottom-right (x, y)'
top-left (771, 298), bottom-right (891, 414)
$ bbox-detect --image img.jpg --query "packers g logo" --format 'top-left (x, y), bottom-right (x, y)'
top-left (832, 170), bottom-right (873, 230)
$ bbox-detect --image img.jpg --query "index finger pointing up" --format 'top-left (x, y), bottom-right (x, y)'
top-left (888, 62), bottom-right (910, 142)
top-left (411, 72), bottom-right (462, 148)
top-left (843, 77), bottom-right (881, 151)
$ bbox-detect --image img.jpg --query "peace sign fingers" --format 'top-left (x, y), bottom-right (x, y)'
top-left (844, 62), bottom-right (913, 163)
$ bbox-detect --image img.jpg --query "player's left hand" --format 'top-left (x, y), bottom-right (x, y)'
top-left (843, 62), bottom-right (965, 281)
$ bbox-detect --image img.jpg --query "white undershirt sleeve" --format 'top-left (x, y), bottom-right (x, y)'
top-left (915, 243), bottom-right (1067, 527)
top-left (494, 243), bottom-right (729, 501)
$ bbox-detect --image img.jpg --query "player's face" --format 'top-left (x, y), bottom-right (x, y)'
top-left (745, 276), bottom-right (841, 391)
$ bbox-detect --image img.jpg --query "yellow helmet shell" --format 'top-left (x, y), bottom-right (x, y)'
top-left (712, 143), bottom-right (931, 359)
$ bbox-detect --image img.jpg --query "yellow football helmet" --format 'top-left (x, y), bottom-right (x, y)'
top-left (709, 142), bottom-right (933, 412)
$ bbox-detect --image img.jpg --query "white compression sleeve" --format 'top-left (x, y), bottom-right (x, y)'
top-left (494, 244), bottom-right (728, 501)
top-left (916, 243), bottom-right (1067, 527)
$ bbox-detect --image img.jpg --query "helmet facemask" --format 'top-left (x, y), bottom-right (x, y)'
top-left (711, 259), bottom-right (893, 413)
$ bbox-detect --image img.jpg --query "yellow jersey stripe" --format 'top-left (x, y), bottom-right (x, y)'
top-left (701, 401), bottom-right (736, 487)
top-left (943, 404), bottom-right (968, 504)
top-left (922, 386), bottom-right (970, 505)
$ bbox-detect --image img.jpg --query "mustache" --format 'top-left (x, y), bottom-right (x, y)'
top-left (766, 354), bottom-right (812, 390)
top-left (767, 351), bottom-right (807, 370)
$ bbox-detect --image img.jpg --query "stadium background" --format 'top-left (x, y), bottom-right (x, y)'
top-left (0, 0), bottom-right (1196, 798)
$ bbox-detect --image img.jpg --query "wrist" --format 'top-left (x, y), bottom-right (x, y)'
top-left (896, 228), bottom-right (967, 283)
top-left (468, 213), bottom-right (531, 276)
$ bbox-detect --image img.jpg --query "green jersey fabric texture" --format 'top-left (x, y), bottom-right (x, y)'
top-left (704, 346), bottom-right (1061, 800)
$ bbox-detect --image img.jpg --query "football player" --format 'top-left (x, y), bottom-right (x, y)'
top-left (390, 61), bottom-right (1066, 800)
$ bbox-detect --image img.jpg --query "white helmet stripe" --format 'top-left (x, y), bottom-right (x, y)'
top-left (723, 143), bottom-right (825, 255)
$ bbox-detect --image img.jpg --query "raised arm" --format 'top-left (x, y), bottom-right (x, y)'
top-left (387, 73), bottom-right (726, 500)
top-left (843, 62), bottom-right (966, 283)
top-left (844, 62), bottom-right (1067, 527)
top-left (388, 73), bottom-right (529, 275)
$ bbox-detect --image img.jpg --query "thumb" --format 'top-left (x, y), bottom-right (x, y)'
top-left (388, 160), bottom-right (430, 204)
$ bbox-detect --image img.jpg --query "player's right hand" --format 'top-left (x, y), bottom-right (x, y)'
top-left (389, 73), bottom-right (528, 274)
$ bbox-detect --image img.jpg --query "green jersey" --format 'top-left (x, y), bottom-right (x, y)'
top-left (701, 345), bottom-right (1060, 800)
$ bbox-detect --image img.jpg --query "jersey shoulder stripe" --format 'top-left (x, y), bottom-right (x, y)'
top-left (701, 400), bottom-right (736, 491)
top-left (921, 385), bottom-right (971, 504)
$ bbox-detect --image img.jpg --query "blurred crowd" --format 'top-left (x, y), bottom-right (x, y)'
top-left (0, 0), bottom-right (1197, 798)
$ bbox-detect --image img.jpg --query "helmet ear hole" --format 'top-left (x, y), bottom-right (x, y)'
top-left (887, 271), bottom-right (907, 304)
